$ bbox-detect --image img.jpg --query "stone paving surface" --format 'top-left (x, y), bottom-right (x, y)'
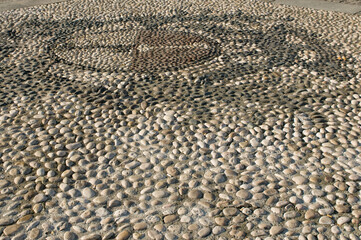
top-left (0, 0), bottom-right (65, 12)
top-left (273, 0), bottom-right (361, 14)
top-left (262, 0), bottom-right (361, 6)
top-left (318, 0), bottom-right (361, 5)
top-left (312, 0), bottom-right (361, 5)
top-left (0, 0), bottom-right (361, 239)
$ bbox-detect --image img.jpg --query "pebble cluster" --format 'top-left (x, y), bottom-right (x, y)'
top-left (1, 0), bottom-right (361, 239)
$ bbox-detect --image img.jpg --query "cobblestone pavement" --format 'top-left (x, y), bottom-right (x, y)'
top-left (0, 0), bottom-right (361, 239)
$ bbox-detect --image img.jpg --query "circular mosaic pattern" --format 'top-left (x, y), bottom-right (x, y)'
top-left (48, 12), bottom-right (356, 79)
top-left (52, 22), bottom-right (221, 72)
top-left (45, 11), bottom-right (358, 126)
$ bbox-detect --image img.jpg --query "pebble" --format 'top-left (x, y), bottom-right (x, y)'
top-left (166, 167), bottom-right (179, 177)
top-left (292, 176), bottom-right (308, 185)
top-left (236, 189), bottom-right (251, 200)
top-left (188, 189), bottom-right (203, 199)
top-left (198, 227), bottom-right (211, 238)
top-left (251, 230), bottom-right (267, 237)
top-left (215, 217), bottom-right (229, 226)
top-left (302, 226), bottom-right (312, 234)
top-left (64, 231), bottom-right (77, 240)
top-left (267, 213), bottom-right (282, 223)
top-left (223, 208), bottom-right (239, 216)
top-left (285, 219), bottom-right (300, 229)
top-left (32, 194), bottom-right (48, 203)
top-left (116, 230), bottom-right (130, 240)
top-left (26, 221), bottom-right (40, 231)
top-left (164, 215), bottom-right (177, 224)
top-left (352, 210), bottom-right (361, 218)
top-left (147, 230), bottom-right (163, 239)
top-left (33, 204), bottom-right (43, 213)
top-left (305, 210), bottom-right (318, 220)
top-left (93, 196), bottom-right (107, 205)
top-left (80, 234), bottom-right (102, 240)
top-left (270, 226), bottom-right (284, 236)
top-left (28, 228), bottom-right (41, 239)
top-left (180, 216), bottom-right (191, 223)
top-left (214, 173), bottom-right (227, 183)
top-left (337, 216), bottom-right (351, 225)
top-left (319, 216), bottom-right (334, 225)
top-left (336, 204), bottom-right (351, 213)
top-left (66, 142), bottom-right (82, 150)
top-left (250, 138), bottom-right (259, 148)
top-left (212, 226), bottom-right (225, 235)
top-left (4, 224), bottom-right (23, 236)
top-left (17, 214), bottom-right (32, 223)
top-left (203, 192), bottom-right (215, 201)
top-left (134, 222), bottom-right (147, 230)
top-left (73, 226), bottom-right (86, 233)
top-left (152, 190), bottom-right (168, 198)
top-left (82, 188), bottom-right (96, 198)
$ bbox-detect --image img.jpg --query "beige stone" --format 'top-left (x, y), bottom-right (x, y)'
top-left (4, 224), bottom-right (23, 236)
top-left (164, 214), bottom-right (177, 224)
top-left (117, 230), bottom-right (130, 240)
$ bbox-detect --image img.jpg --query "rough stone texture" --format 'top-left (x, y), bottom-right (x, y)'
top-left (0, 0), bottom-right (361, 240)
